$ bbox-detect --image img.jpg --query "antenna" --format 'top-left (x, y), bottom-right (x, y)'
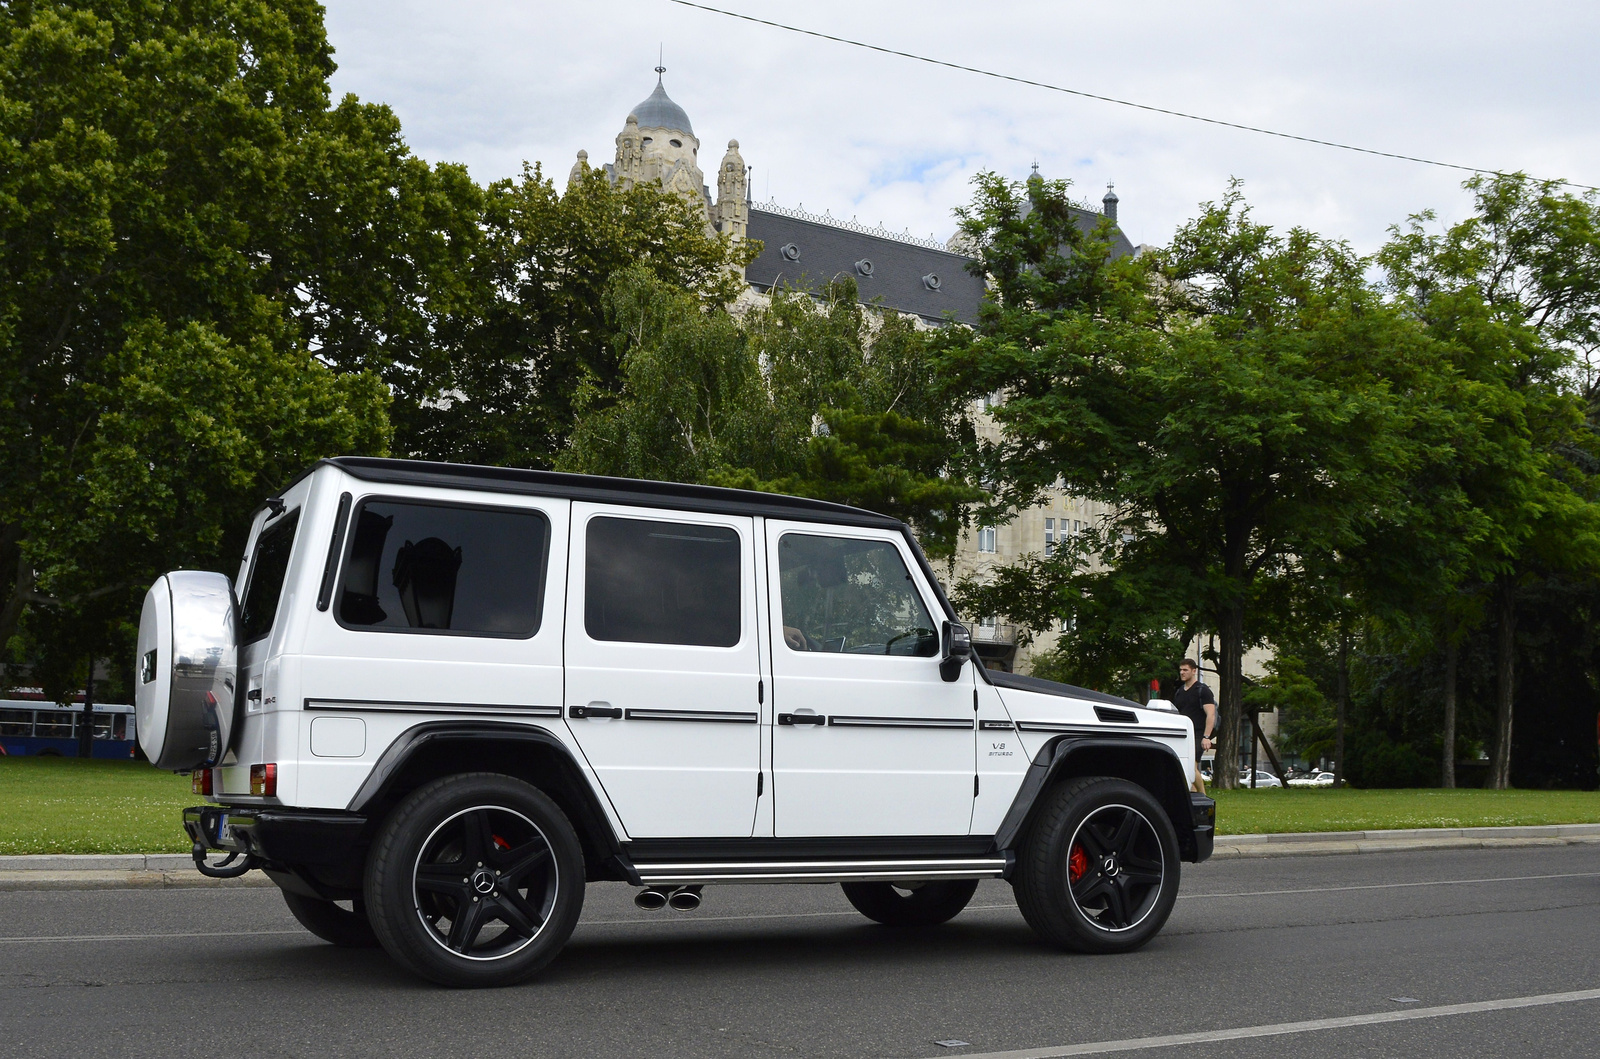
top-left (657, 44), bottom-right (665, 81)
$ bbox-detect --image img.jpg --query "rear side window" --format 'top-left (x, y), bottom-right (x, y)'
top-left (585, 517), bottom-right (741, 647)
top-left (240, 510), bottom-right (301, 644)
top-left (336, 500), bottom-right (549, 637)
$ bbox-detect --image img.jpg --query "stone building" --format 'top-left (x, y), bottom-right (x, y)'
top-left (568, 71), bottom-right (1141, 678)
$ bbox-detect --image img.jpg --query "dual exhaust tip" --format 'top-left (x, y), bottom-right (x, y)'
top-left (635, 885), bottom-right (702, 911)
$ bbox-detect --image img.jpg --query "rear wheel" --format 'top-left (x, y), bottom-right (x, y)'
top-left (841, 879), bottom-right (979, 927)
top-left (365, 773), bottom-right (584, 987)
top-left (1013, 776), bottom-right (1180, 953)
top-left (282, 891), bottom-right (379, 948)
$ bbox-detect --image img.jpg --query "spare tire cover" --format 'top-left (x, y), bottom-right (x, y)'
top-left (135, 571), bottom-right (240, 771)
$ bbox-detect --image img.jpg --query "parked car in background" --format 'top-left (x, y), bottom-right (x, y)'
top-left (1237, 769), bottom-right (1283, 788)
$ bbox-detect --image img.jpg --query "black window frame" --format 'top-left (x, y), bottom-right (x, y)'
top-left (329, 494), bottom-right (553, 641)
top-left (239, 508), bottom-right (302, 646)
top-left (775, 531), bottom-right (940, 659)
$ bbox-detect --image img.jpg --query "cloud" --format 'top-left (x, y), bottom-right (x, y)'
top-left (322, 0), bottom-right (1600, 253)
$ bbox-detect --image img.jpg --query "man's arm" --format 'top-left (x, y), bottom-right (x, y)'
top-left (1202, 686), bottom-right (1217, 740)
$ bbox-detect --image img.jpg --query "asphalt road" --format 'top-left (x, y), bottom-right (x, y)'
top-left (3, 845), bottom-right (1598, 1059)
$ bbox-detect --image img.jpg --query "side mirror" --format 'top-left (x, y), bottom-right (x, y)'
top-left (940, 620), bottom-right (972, 682)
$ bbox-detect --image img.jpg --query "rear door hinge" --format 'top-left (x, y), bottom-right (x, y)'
top-left (974, 775), bottom-right (980, 797)
top-left (757, 771), bottom-right (764, 796)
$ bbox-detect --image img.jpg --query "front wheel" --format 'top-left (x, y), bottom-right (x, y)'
top-left (1013, 776), bottom-right (1180, 953)
top-left (841, 879), bottom-right (979, 926)
top-left (364, 773), bottom-right (585, 987)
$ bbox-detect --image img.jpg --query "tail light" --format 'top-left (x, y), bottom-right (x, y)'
top-left (250, 763), bottom-right (277, 797)
top-left (191, 769), bottom-right (213, 796)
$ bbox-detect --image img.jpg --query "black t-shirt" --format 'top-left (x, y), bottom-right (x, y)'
top-left (1171, 681), bottom-right (1216, 740)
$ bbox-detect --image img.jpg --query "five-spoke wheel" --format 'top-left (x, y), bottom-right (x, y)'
top-left (365, 773), bottom-right (584, 986)
top-left (1014, 775), bottom-right (1180, 953)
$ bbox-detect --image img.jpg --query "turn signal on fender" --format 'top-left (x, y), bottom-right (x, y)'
top-left (250, 763), bottom-right (276, 797)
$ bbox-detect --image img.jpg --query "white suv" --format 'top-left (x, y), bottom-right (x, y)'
top-left (138, 457), bottom-right (1214, 986)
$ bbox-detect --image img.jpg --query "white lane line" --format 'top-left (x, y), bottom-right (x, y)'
top-left (0, 930), bottom-right (303, 944)
top-left (1181, 870), bottom-right (1600, 901)
top-left (916, 987), bottom-right (1600, 1059)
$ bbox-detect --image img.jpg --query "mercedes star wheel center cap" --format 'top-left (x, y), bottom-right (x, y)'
top-left (1103, 855), bottom-right (1120, 876)
top-left (472, 868), bottom-right (496, 895)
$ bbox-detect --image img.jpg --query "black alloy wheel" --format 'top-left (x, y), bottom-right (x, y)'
top-left (841, 878), bottom-right (979, 927)
top-left (1014, 775), bottom-right (1180, 953)
top-left (365, 773), bottom-right (584, 987)
top-left (1064, 805), bottom-right (1165, 931)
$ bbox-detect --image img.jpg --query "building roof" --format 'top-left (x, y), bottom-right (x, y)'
top-left (745, 207), bottom-right (986, 325)
top-left (745, 201), bottom-right (1136, 325)
top-left (630, 77), bottom-right (693, 135)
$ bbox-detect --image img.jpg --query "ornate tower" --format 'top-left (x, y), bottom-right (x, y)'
top-left (615, 66), bottom-right (708, 218)
top-left (715, 139), bottom-right (748, 242)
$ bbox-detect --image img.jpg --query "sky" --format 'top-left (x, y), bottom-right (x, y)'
top-left (320, 0), bottom-right (1599, 255)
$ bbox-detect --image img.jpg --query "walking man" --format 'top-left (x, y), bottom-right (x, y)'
top-left (1172, 658), bottom-right (1216, 794)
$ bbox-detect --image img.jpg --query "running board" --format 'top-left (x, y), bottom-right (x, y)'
top-left (632, 856), bottom-right (1012, 885)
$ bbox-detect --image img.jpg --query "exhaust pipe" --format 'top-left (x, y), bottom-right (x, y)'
top-left (634, 887), bottom-right (669, 911)
top-left (667, 885), bottom-right (702, 911)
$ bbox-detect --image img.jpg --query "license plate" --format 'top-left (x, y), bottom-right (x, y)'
top-left (215, 813), bottom-right (234, 846)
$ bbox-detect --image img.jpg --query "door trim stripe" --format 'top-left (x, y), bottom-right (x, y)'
top-left (623, 708), bottom-right (759, 724)
top-left (305, 698), bottom-right (562, 717)
top-left (826, 715), bottom-right (975, 730)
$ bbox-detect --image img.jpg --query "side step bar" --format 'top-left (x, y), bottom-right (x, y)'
top-left (632, 856), bottom-right (1011, 885)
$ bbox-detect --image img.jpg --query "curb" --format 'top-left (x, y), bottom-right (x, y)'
top-left (1210, 823), bottom-right (1600, 860)
top-left (0, 853), bottom-right (275, 892)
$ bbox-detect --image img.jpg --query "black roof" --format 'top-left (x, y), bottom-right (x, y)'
top-left (321, 457), bottom-right (904, 528)
top-left (745, 205), bottom-right (1136, 325)
top-left (746, 210), bottom-right (985, 324)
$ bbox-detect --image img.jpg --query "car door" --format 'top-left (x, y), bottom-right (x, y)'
top-left (765, 521), bottom-right (976, 837)
top-left (563, 503), bottom-right (763, 838)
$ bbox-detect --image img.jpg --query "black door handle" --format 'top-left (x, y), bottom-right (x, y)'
top-left (778, 713), bottom-right (826, 726)
top-left (570, 705), bottom-right (622, 719)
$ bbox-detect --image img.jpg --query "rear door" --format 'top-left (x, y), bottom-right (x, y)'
top-left (563, 504), bottom-right (763, 838)
top-left (765, 522), bottom-right (976, 837)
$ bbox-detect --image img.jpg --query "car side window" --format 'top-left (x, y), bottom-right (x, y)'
top-left (777, 533), bottom-right (938, 656)
top-left (585, 516), bottom-right (741, 648)
top-left (335, 499), bottom-right (549, 637)
top-left (240, 510), bottom-right (301, 644)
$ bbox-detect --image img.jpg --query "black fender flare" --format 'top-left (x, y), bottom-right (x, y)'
top-left (993, 735), bottom-right (1213, 863)
top-left (346, 720), bottom-right (626, 876)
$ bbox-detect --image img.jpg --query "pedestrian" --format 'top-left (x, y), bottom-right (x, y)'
top-left (1171, 658), bottom-right (1216, 794)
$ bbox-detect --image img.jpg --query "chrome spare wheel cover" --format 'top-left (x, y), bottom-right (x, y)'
top-left (135, 571), bottom-right (239, 771)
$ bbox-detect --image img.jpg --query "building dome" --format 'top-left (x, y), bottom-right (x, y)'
top-left (630, 75), bottom-right (693, 135)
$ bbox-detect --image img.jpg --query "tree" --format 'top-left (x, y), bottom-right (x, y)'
top-left (561, 268), bottom-right (980, 556)
top-left (940, 175), bottom-right (1443, 787)
top-left (0, 2), bottom-right (433, 685)
top-left (399, 165), bottom-right (756, 468)
top-left (1378, 174), bottom-right (1600, 788)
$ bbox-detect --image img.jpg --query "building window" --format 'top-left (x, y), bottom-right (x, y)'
top-left (1044, 518), bottom-right (1056, 557)
top-left (978, 526), bottom-right (997, 553)
top-left (982, 390), bottom-right (1003, 412)
top-left (979, 616), bottom-right (998, 630)
top-left (1073, 520), bottom-right (1082, 535)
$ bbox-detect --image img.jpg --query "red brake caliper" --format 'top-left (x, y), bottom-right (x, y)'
top-left (492, 834), bottom-right (511, 851)
top-left (1068, 843), bottom-right (1088, 883)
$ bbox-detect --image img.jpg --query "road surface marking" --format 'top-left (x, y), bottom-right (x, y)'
top-left (916, 987), bottom-right (1600, 1058)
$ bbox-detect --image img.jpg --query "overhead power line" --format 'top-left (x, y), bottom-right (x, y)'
top-left (669, 0), bottom-right (1597, 194)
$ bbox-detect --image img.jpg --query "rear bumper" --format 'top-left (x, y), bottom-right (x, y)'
top-left (184, 805), bottom-right (369, 897)
top-left (1189, 793), bottom-right (1216, 862)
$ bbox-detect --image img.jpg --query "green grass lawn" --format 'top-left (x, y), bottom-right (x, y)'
top-left (0, 756), bottom-right (195, 855)
top-left (1212, 786), bottom-right (1600, 835)
top-left (4, 756), bottom-right (1600, 854)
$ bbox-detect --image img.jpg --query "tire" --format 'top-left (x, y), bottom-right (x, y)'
top-left (282, 891), bottom-right (379, 948)
top-left (841, 879), bottom-right (980, 927)
top-left (364, 773), bottom-right (585, 987)
top-left (1013, 776), bottom-right (1180, 954)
